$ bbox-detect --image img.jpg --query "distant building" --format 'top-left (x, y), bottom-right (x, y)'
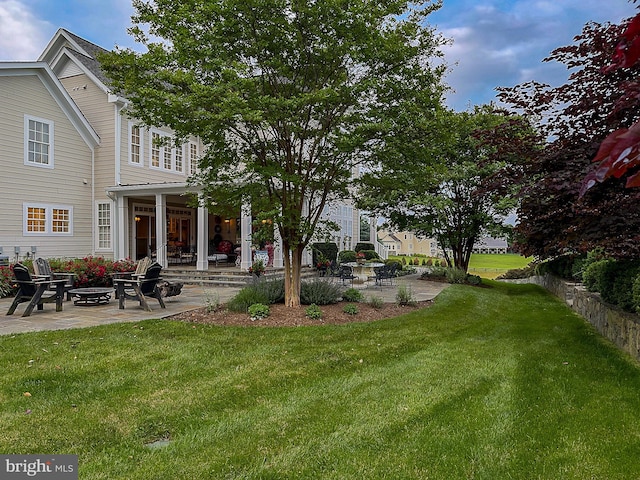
top-left (472, 237), bottom-right (509, 254)
top-left (377, 229), bottom-right (441, 257)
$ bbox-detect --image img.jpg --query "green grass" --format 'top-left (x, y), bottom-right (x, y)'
top-left (2, 281), bottom-right (640, 479)
top-left (469, 253), bottom-right (533, 278)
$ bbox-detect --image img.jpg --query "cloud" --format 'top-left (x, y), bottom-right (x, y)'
top-left (0, 0), bottom-right (53, 60)
top-left (431, 0), bottom-right (638, 110)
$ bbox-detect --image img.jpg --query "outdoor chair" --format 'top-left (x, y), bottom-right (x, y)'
top-left (374, 263), bottom-right (398, 286)
top-left (339, 265), bottom-right (357, 286)
top-left (6, 263), bottom-right (67, 317)
top-left (112, 262), bottom-right (166, 311)
top-left (33, 257), bottom-right (75, 300)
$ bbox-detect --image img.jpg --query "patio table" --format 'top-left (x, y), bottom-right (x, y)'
top-left (68, 287), bottom-right (113, 306)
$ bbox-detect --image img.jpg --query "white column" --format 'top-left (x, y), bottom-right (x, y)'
top-left (240, 201), bottom-right (252, 271)
top-left (196, 203), bottom-right (209, 271)
top-left (155, 193), bottom-right (167, 267)
top-left (115, 194), bottom-right (127, 260)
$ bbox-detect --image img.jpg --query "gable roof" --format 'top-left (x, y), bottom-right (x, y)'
top-left (0, 61), bottom-right (100, 148)
top-left (38, 28), bottom-right (112, 94)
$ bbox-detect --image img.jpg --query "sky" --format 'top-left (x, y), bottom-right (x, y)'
top-left (0, 0), bottom-right (638, 111)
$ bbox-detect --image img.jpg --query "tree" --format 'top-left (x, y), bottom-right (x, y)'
top-left (498, 17), bottom-right (640, 259)
top-left (358, 105), bottom-right (532, 272)
top-left (99, 0), bottom-right (446, 306)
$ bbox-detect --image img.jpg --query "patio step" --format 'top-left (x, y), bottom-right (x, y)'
top-left (161, 267), bottom-right (318, 287)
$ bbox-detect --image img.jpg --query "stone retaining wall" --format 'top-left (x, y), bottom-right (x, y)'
top-left (505, 275), bottom-right (640, 361)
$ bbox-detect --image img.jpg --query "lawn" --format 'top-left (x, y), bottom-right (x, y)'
top-left (468, 253), bottom-right (533, 278)
top-left (2, 281), bottom-right (640, 479)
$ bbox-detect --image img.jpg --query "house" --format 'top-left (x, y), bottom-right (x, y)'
top-left (0, 28), bottom-right (376, 269)
top-left (0, 62), bottom-right (99, 261)
top-left (377, 229), bottom-right (440, 257)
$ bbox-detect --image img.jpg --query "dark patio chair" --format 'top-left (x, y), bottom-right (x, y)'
top-left (339, 265), bottom-right (357, 286)
top-left (374, 263), bottom-right (398, 286)
top-left (33, 257), bottom-right (75, 300)
top-left (6, 263), bottom-right (67, 317)
top-left (112, 262), bottom-right (166, 311)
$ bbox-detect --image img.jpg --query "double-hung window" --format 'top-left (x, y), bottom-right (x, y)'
top-left (129, 123), bottom-right (143, 165)
top-left (96, 202), bottom-right (112, 250)
top-left (25, 115), bottom-right (54, 168)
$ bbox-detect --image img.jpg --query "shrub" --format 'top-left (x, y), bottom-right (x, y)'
top-left (305, 304), bottom-right (323, 320)
top-left (354, 243), bottom-right (375, 252)
top-left (248, 303), bottom-right (270, 321)
top-left (446, 267), bottom-right (468, 284)
top-left (253, 278), bottom-right (285, 304)
top-left (343, 303), bottom-right (359, 315)
top-left (203, 290), bottom-right (221, 313)
top-left (536, 254), bottom-right (583, 280)
top-left (338, 250), bottom-right (357, 263)
top-left (300, 279), bottom-right (341, 305)
top-left (368, 296), bottom-right (384, 309)
top-left (583, 259), bottom-right (640, 312)
top-left (497, 265), bottom-right (537, 280)
top-left (583, 259), bottom-right (615, 292)
top-left (342, 288), bottom-right (363, 302)
top-left (599, 260), bottom-right (640, 312)
top-left (466, 274), bottom-right (482, 286)
top-left (396, 284), bottom-right (416, 306)
top-left (312, 242), bottom-right (338, 266)
top-left (421, 266), bottom-right (448, 280)
top-left (360, 250), bottom-right (380, 260)
top-left (227, 287), bottom-right (270, 312)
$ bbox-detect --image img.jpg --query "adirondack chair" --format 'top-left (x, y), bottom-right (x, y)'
top-left (112, 262), bottom-right (166, 311)
top-left (33, 257), bottom-right (76, 300)
top-left (6, 263), bottom-right (67, 317)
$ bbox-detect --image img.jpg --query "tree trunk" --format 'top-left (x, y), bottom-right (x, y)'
top-left (283, 243), bottom-right (304, 307)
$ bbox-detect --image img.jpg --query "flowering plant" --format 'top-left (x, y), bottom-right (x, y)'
top-left (249, 259), bottom-right (266, 275)
top-left (356, 252), bottom-right (366, 260)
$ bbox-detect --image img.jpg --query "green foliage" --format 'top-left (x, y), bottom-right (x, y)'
top-left (338, 250), bottom-right (357, 264)
top-left (304, 304), bottom-right (323, 320)
top-left (342, 303), bottom-right (359, 315)
top-left (228, 279), bottom-right (285, 312)
top-left (582, 259), bottom-right (615, 292)
top-left (342, 288), bottom-right (363, 303)
top-left (300, 280), bottom-right (341, 305)
top-left (248, 303), bottom-right (270, 321)
top-left (312, 243), bottom-right (338, 266)
top-left (253, 279), bottom-right (285, 304)
top-left (354, 243), bottom-right (375, 252)
top-left (227, 288), bottom-right (270, 313)
top-left (203, 290), bottom-right (221, 313)
top-left (535, 254), bottom-right (582, 281)
top-left (360, 250), bottom-right (380, 260)
top-left (396, 285), bottom-right (416, 306)
top-left (446, 267), bottom-right (469, 284)
top-left (100, 0), bottom-right (446, 307)
top-left (583, 259), bottom-right (640, 312)
top-left (466, 274), bottom-right (482, 286)
top-left (368, 296), bottom-right (384, 309)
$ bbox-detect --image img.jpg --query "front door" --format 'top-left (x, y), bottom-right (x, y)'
top-left (135, 215), bottom-right (156, 260)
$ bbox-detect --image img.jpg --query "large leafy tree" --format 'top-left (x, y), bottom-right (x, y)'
top-left (100, 0), bottom-right (446, 306)
top-left (358, 106), bottom-right (533, 272)
top-left (498, 16), bottom-right (640, 259)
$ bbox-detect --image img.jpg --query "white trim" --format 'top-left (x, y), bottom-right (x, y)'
top-left (24, 114), bottom-right (54, 169)
top-left (23, 202), bottom-right (73, 236)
